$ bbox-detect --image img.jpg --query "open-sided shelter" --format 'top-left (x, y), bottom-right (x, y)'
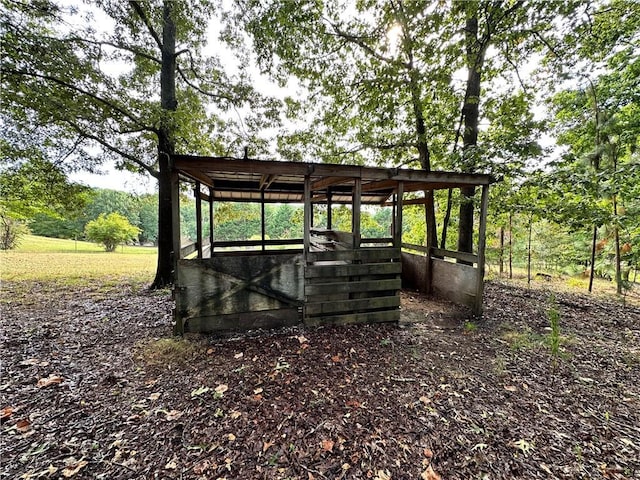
top-left (170, 155), bottom-right (492, 334)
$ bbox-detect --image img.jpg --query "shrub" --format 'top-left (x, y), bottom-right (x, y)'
top-left (85, 212), bottom-right (140, 252)
top-left (0, 213), bottom-right (30, 250)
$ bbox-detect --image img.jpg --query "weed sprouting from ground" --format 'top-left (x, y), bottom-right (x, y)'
top-left (545, 293), bottom-right (562, 371)
top-left (136, 337), bottom-right (202, 367)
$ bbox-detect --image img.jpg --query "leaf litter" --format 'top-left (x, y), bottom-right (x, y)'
top-left (1, 280), bottom-right (639, 479)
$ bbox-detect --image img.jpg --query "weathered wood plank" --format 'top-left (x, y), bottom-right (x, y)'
top-left (305, 296), bottom-right (400, 315)
top-left (311, 176), bottom-right (353, 191)
top-left (304, 309), bottom-right (400, 326)
top-left (180, 242), bottom-right (197, 258)
top-left (394, 182), bottom-right (403, 247)
top-left (213, 239), bottom-right (303, 248)
top-left (402, 242), bottom-right (429, 254)
top-left (475, 184), bottom-right (489, 315)
top-left (307, 247), bottom-right (400, 263)
top-left (185, 308), bottom-right (300, 333)
top-left (401, 252), bottom-right (429, 292)
top-left (173, 155), bottom-right (493, 186)
top-left (305, 278), bottom-right (401, 296)
top-left (432, 258), bottom-right (477, 309)
top-left (305, 262), bottom-right (402, 278)
top-left (432, 247), bottom-right (478, 265)
top-left (195, 181), bottom-right (203, 258)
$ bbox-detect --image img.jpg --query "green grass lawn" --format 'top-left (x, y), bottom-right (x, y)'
top-left (1, 235), bottom-right (157, 285)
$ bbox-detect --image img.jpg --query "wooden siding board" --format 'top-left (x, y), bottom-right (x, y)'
top-left (307, 247), bottom-right (400, 263)
top-left (185, 308), bottom-right (300, 333)
top-left (305, 262), bottom-right (402, 278)
top-left (305, 278), bottom-right (401, 296)
top-left (305, 296), bottom-right (400, 315)
top-left (304, 310), bottom-right (400, 326)
top-left (431, 258), bottom-right (477, 310)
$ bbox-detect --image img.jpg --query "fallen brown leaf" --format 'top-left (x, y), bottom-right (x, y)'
top-left (346, 399), bottom-right (362, 408)
top-left (62, 458), bottom-right (88, 478)
top-left (164, 409), bottom-right (182, 421)
top-left (215, 384), bottom-right (229, 395)
top-left (16, 419), bottom-right (30, 432)
top-left (321, 439), bottom-right (334, 452)
top-left (421, 465), bottom-right (441, 480)
top-left (37, 374), bottom-right (63, 388)
top-left (262, 440), bottom-right (275, 452)
top-left (0, 406), bottom-right (13, 421)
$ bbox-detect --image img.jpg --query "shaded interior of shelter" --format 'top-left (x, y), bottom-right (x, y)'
top-left (170, 155), bottom-right (492, 334)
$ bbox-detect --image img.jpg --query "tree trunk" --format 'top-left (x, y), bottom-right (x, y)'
top-left (588, 225), bottom-right (597, 293)
top-left (440, 188), bottom-right (453, 249)
top-left (412, 90), bottom-right (437, 249)
top-left (527, 215), bottom-right (533, 286)
top-left (151, 0), bottom-right (177, 289)
top-left (458, 10), bottom-right (485, 258)
top-left (499, 226), bottom-right (504, 277)
top-left (508, 213), bottom-right (513, 279)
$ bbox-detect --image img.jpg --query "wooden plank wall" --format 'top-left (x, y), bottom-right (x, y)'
top-left (303, 246), bottom-right (402, 326)
top-left (431, 258), bottom-right (478, 310)
top-left (175, 252), bottom-right (304, 333)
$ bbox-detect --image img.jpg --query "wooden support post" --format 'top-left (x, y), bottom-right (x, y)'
top-left (353, 178), bottom-right (361, 249)
top-left (391, 194), bottom-right (396, 240)
top-left (394, 182), bottom-right (403, 248)
top-left (261, 190), bottom-right (266, 251)
top-left (475, 184), bottom-right (489, 315)
top-left (327, 188), bottom-right (332, 230)
top-left (170, 162), bottom-right (182, 335)
top-left (425, 191), bottom-right (434, 293)
top-left (195, 181), bottom-right (203, 259)
top-left (209, 186), bottom-right (214, 255)
top-left (303, 175), bottom-right (311, 256)
top-left (170, 166), bottom-right (181, 265)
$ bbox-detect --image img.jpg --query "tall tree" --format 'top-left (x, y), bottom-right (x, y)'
top-left (233, 1), bottom-right (573, 254)
top-left (546, 0), bottom-right (640, 294)
top-left (1, 0), bottom-right (277, 286)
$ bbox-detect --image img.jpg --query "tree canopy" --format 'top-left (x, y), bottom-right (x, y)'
top-left (2, 0), bottom-right (639, 292)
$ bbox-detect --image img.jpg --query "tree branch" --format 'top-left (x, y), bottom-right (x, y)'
top-left (3, 67), bottom-right (153, 131)
top-left (502, 43), bottom-right (528, 93)
top-left (130, 1), bottom-right (163, 51)
top-left (526, 29), bottom-right (563, 59)
top-left (331, 141), bottom-right (415, 156)
top-left (326, 21), bottom-right (410, 70)
top-left (176, 66), bottom-right (236, 103)
top-left (70, 36), bottom-right (162, 65)
top-left (66, 120), bottom-right (159, 179)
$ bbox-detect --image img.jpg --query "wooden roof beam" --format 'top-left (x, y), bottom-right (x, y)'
top-left (259, 174), bottom-right (278, 190)
top-left (361, 179), bottom-right (397, 192)
top-left (180, 169), bottom-right (214, 188)
top-left (310, 176), bottom-right (353, 191)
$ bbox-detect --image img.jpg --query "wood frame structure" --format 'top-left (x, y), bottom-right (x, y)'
top-left (170, 154), bottom-right (492, 334)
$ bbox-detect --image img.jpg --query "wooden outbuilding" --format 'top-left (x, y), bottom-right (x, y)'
top-left (170, 155), bottom-right (492, 334)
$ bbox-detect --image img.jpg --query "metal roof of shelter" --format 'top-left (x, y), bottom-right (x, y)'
top-left (173, 154), bottom-right (493, 205)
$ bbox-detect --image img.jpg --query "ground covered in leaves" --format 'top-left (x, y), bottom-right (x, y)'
top-left (1, 280), bottom-right (639, 479)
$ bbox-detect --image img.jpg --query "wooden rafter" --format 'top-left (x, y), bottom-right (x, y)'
top-left (311, 176), bottom-right (353, 191)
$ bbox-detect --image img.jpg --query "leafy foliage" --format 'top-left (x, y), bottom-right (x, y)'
top-left (85, 212), bottom-right (141, 252)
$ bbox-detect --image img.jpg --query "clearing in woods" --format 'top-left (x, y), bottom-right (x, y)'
top-left (1, 237), bottom-right (639, 479)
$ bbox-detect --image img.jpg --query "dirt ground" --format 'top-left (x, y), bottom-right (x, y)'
top-left (1, 280), bottom-right (639, 479)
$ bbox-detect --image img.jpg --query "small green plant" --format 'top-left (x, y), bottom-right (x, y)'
top-left (545, 294), bottom-right (562, 367)
top-left (380, 337), bottom-right (392, 346)
top-left (464, 321), bottom-right (478, 333)
top-left (502, 328), bottom-right (539, 351)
